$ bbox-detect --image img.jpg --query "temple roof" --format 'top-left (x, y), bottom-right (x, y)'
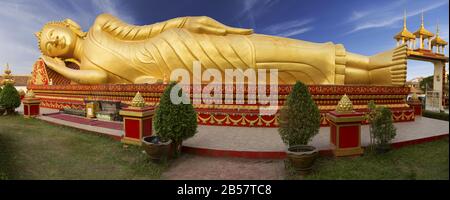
top-left (394, 12), bottom-right (415, 40)
top-left (414, 13), bottom-right (434, 38)
top-left (394, 27), bottom-right (415, 40)
top-left (431, 24), bottom-right (448, 46)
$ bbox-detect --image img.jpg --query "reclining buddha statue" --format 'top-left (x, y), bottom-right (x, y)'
top-left (35, 13), bottom-right (407, 85)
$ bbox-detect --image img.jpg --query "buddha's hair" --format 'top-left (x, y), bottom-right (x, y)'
top-left (35, 19), bottom-right (86, 53)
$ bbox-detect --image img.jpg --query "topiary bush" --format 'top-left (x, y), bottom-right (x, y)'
top-left (422, 110), bottom-right (449, 121)
top-left (0, 83), bottom-right (21, 115)
top-left (278, 81), bottom-right (321, 146)
top-left (154, 82), bottom-right (197, 156)
top-left (372, 107), bottom-right (396, 149)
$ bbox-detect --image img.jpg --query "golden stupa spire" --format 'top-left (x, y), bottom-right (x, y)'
top-left (420, 11), bottom-right (424, 27)
top-left (335, 94), bottom-right (354, 113)
top-left (394, 10), bottom-right (415, 41)
top-left (436, 23), bottom-right (440, 36)
top-left (403, 10), bottom-right (407, 28)
top-left (414, 11), bottom-right (434, 38)
top-left (431, 22), bottom-right (448, 48)
top-left (131, 91), bottom-right (146, 107)
top-left (25, 89), bottom-right (36, 99)
top-left (2, 63), bottom-right (15, 85)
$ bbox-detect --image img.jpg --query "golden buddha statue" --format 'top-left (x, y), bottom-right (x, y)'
top-left (36, 14), bottom-right (407, 85)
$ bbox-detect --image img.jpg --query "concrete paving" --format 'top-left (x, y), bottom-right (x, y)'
top-left (162, 154), bottom-right (285, 180)
top-left (183, 116), bottom-right (449, 152)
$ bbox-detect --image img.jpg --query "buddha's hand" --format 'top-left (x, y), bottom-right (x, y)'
top-left (41, 55), bottom-right (67, 70)
top-left (184, 16), bottom-right (253, 35)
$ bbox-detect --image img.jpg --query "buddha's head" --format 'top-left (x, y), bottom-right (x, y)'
top-left (35, 19), bottom-right (86, 58)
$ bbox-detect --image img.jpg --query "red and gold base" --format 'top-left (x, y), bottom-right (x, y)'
top-left (119, 106), bottom-right (155, 145)
top-left (407, 101), bottom-right (422, 116)
top-left (326, 111), bottom-right (365, 157)
top-left (22, 98), bottom-right (41, 118)
top-left (28, 59), bottom-right (415, 127)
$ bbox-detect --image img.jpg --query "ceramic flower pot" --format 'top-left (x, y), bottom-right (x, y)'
top-left (286, 145), bottom-right (319, 174)
top-left (142, 136), bottom-right (172, 161)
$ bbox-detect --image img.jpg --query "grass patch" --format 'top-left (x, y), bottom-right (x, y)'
top-left (286, 137), bottom-right (449, 180)
top-left (0, 115), bottom-right (167, 180)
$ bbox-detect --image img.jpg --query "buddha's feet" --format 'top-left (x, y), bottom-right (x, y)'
top-left (369, 44), bottom-right (408, 85)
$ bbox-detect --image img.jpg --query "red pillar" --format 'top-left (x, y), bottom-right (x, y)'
top-left (119, 106), bottom-right (155, 145)
top-left (407, 100), bottom-right (422, 116)
top-left (326, 111), bottom-right (365, 157)
top-left (22, 97), bottom-right (41, 118)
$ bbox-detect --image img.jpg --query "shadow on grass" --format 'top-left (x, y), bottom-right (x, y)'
top-left (0, 130), bottom-right (19, 180)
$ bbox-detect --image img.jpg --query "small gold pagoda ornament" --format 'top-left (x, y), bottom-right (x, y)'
top-left (2, 63), bottom-right (15, 85)
top-left (411, 92), bottom-right (419, 101)
top-left (335, 94), bottom-right (354, 113)
top-left (131, 92), bottom-right (146, 108)
top-left (25, 89), bottom-right (36, 99)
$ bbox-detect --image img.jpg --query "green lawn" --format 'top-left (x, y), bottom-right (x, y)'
top-left (0, 115), bottom-right (167, 180)
top-left (287, 137), bottom-right (449, 180)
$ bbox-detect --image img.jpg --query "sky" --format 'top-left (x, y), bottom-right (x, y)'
top-left (0, 0), bottom-right (448, 80)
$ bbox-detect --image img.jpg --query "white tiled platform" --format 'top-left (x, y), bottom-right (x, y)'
top-left (183, 117), bottom-right (449, 152)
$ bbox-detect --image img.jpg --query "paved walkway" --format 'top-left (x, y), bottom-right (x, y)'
top-left (17, 105), bottom-right (449, 154)
top-left (18, 105), bottom-right (124, 138)
top-left (183, 117), bottom-right (449, 152)
top-left (162, 154), bottom-right (285, 180)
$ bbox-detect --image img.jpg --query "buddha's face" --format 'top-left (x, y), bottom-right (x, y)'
top-left (38, 24), bottom-right (78, 57)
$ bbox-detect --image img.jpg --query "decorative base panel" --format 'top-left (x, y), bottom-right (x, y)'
top-left (28, 83), bottom-right (414, 127)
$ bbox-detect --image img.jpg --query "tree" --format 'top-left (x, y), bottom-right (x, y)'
top-left (372, 107), bottom-right (396, 148)
top-left (154, 82), bottom-right (197, 156)
top-left (0, 83), bottom-right (21, 115)
top-left (278, 81), bottom-right (321, 146)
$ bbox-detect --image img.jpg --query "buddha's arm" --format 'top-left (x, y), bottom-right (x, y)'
top-left (41, 55), bottom-right (107, 84)
top-left (94, 14), bottom-right (188, 40)
top-left (94, 14), bottom-right (252, 41)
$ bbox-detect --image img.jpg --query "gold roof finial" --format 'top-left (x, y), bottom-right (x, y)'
top-left (431, 22), bottom-right (448, 46)
top-left (436, 23), bottom-right (440, 36)
top-left (335, 94), bottom-right (354, 113)
top-left (25, 89), bottom-right (36, 99)
top-left (394, 10), bottom-right (415, 40)
top-left (421, 11), bottom-right (424, 26)
top-left (403, 10), bottom-right (407, 28)
top-left (131, 91), bottom-right (146, 107)
top-left (414, 11), bottom-right (434, 38)
top-left (2, 63), bottom-right (15, 85)
top-left (411, 92), bottom-right (419, 101)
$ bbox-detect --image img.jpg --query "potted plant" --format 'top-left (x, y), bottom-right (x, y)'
top-left (141, 135), bottom-right (172, 161)
top-left (278, 81), bottom-right (321, 174)
top-left (372, 107), bottom-right (396, 153)
top-left (0, 105), bottom-right (5, 116)
top-left (0, 83), bottom-right (21, 115)
top-left (153, 82), bottom-right (198, 158)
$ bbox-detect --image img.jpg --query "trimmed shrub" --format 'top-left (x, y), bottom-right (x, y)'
top-left (278, 81), bottom-right (321, 146)
top-left (154, 82), bottom-right (197, 156)
top-left (372, 107), bottom-right (396, 147)
top-left (422, 110), bottom-right (449, 121)
top-left (0, 83), bottom-right (21, 115)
